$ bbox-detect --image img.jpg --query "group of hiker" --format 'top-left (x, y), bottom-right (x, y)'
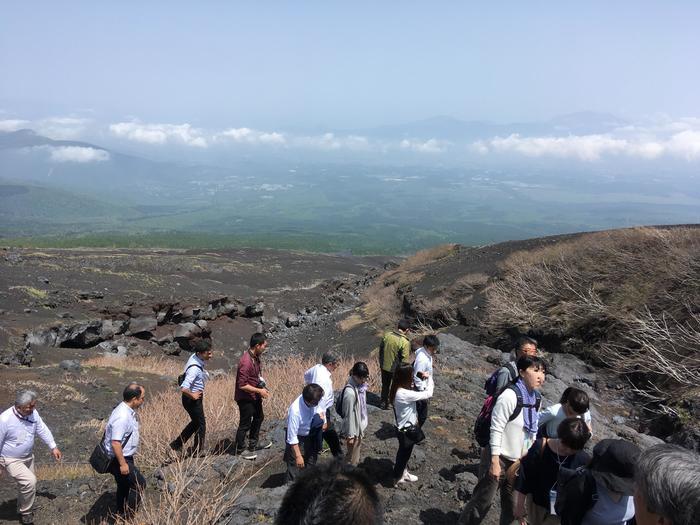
top-left (1, 325), bottom-right (700, 525)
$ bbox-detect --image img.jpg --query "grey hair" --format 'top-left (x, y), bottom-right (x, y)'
top-left (321, 351), bottom-right (339, 365)
top-left (635, 443), bottom-right (700, 525)
top-left (15, 390), bottom-right (38, 407)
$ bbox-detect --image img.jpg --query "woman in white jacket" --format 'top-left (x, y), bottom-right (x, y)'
top-left (390, 364), bottom-right (434, 487)
top-left (459, 355), bottom-right (546, 525)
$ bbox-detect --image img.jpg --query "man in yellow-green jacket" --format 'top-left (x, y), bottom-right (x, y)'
top-left (379, 319), bottom-right (411, 409)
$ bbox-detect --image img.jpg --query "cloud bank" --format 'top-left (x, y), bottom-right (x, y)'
top-left (34, 145), bottom-right (110, 163)
top-left (109, 121), bottom-right (208, 148)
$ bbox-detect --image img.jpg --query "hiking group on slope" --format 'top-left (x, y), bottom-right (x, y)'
top-left (2, 323), bottom-right (699, 525)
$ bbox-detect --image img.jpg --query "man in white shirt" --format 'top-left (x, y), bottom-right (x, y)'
top-left (303, 351), bottom-right (342, 457)
top-left (412, 335), bottom-right (440, 429)
top-left (0, 390), bottom-right (62, 525)
top-left (170, 340), bottom-right (212, 457)
top-left (284, 383), bottom-right (324, 482)
top-left (104, 382), bottom-right (146, 518)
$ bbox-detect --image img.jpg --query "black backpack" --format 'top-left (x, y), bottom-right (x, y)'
top-left (335, 384), bottom-right (354, 418)
top-left (473, 383), bottom-right (542, 447)
top-left (177, 364), bottom-right (203, 387)
top-left (555, 466), bottom-right (598, 525)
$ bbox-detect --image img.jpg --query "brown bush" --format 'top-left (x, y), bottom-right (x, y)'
top-left (483, 226), bottom-right (700, 418)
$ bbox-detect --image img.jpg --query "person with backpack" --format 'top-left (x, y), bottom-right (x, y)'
top-left (538, 387), bottom-right (592, 439)
top-left (556, 439), bottom-right (640, 525)
top-left (390, 364), bottom-right (434, 487)
top-left (379, 319), bottom-right (411, 410)
top-left (413, 334), bottom-right (440, 428)
top-left (303, 351), bottom-right (342, 458)
top-left (495, 336), bottom-right (538, 393)
top-left (338, 362), bottom-right (370, 466)
top-left (170, 339), bottom-right (212, 457)
top-left (513, 417), bottom-right (592, 525)
top-left (459, 355), bottom-right (546, 525)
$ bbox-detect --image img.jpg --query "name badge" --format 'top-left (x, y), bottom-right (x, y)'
top-left (549, 489), bottom-right (558, 515)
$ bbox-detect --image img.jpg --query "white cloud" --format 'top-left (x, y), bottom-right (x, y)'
top-left (43, 146), bottom-right (110, 163)
top-left (217, 127), bottom-right (287, 145)
top-left (36, 117), bottom-right (91, 139)
top-left (0, 119), bottom-right (31, 132)
top-left (474, 126), bottom-right (700, 162)
top-left (109, 121), bottom-right (208, 147)
top-left (295, 133), bottom-right (371, 151)
top-left (400, 138), bottom-right (449, 154)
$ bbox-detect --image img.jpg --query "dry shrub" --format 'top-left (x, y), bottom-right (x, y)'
top-left (399, 244), bottom-right (458, 271)
top-left (484, 226), bottom-right (700, 417)
top-left (135, 356), bottom-right (379, 469)
top-left (337, 313), bottom-right (367, 332)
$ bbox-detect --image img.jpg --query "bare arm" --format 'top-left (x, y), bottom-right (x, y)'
top-left (290, 443), bottom-right (304, 468)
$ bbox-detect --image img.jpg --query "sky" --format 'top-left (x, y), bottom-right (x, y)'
top-left (2, 1), bottom-right (699, 129)
top-left (1, 2), bottom-right (700, 165)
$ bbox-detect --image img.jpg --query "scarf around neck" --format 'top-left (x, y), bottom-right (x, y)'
top-left (515, 378), bottom-right (539, 436)
top-left (349, 376), bottom-right (369, 419)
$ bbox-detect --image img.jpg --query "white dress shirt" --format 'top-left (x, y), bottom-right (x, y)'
top-left (285, 395), bottom-right (317, 445)
top-left (0, 407), bottom-right (57, 458)
top-left (303, 363), bottom-right (333, 414)
top-left (103, 402), bottom-right (140, 457)
top-left (413, 347), bottom-right (433, 391)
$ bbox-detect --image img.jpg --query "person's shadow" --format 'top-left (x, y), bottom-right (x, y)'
top-left (81, 491), bottom-right (116, 524)
top-left (357, 457), bottom-right (395, 488)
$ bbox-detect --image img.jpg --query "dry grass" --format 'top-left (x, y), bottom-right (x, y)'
top-left (136, 356), bottom-right (380, 469)
top-left (35, 462), bottom-right (96, 480)
top-left (483, 226), bottom-right (700, 418)
top-left (337, 313), bottom-right (366, 332)
top-left (83, 355), bottom-right (183, 377)
top-left (13, 379), bottom-right (89, 404)
top-left (9, 285), bottom-right (49, 300)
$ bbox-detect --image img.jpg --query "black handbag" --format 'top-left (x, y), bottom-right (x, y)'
top-left (89, 432), bottom-right (131, 474)
top-left (393, 404), bottom-right (426, 447)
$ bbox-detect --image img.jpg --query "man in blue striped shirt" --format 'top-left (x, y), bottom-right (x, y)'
top-left (170, 340), bottom-right (212, 456)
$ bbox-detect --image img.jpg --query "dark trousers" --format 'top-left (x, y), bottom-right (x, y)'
top-left (416, 399), bottom-right (429, 428)
top-left (323, 409), bottom-right (342, 457)
top-left (284, 435), bottom-right (318, 483)
top-left (458, 452), bottom-right (515, 525)
top-left (380, 369), bottom-right (393, 405)
top-left (172, 395), bottom-right (206, 452)
top-left (109, 456), bottom-right (146, 517)
top-left (236, 398), bottom-right (264, 451)
top-left (393, 437), bottom-right (415, 479)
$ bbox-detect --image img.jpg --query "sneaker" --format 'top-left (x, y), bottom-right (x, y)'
top-left (20, 513), bottom-right (34, 525)
top-left (393, 477), bottom-right (407, 488)
top-left (403, 470), bottom-right (418, 482)
top-left (241, 450), bottom-right (258, 460)
top-left (253, 441), bottom-right (272, 451)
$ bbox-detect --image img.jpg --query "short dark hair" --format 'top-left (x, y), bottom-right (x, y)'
top-left (516, 354), bottom-right (546, 372)
top-left (560, 387), bottom-right (590, 414)
top-left (516, 336), bottom-right (537, 353)
top-left (557, 417), bottom-right (591, 450)
top-left (302, 383), bottom-right (324, 405)
top-left (423, 334), bottom-right (440, 349)
top-left (321, 351), bottom-right (339, 365)
top-left (276, 461), bottom-right (382, 525)
top-left (123, 383), bottom-right (143, 402)
top-left (250, 332), bottom-right (267, 348)
top-left (350, 361), bottom-right (370, 379)
top-left (397, 318), bottom-right (411, 331)
top-left (193, 338), bottom-right (212, 354)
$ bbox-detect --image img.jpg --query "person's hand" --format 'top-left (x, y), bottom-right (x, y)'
top-left (322, 422), bottom-right (329, 431)
top-left (51, 448), bottom-right (62, 462)
top-left (119, 462), bottom-right (130, 475)
top-left (295, 455), bottom-right (305, 469)
top-left (190, 391), bottom-right (202, 400)
top-left (259, 388), bottom-right (270, 399)
top-left (489, 458), bottom-right (501, 480)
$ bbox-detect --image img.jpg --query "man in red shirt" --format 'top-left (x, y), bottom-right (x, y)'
top-left (234, 332), bottom-right (271, 460)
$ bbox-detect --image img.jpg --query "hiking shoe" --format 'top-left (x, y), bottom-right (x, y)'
top-left (379, 401), bottom-right (390, 411)
top-left (241, 450), bottom-right (258, 460)
top-left (403, 470), bottom-right (418, 482)
top-left (253, 441), bottom-right (272, 451)
top-left (20, 513), bottom-right (34, 525)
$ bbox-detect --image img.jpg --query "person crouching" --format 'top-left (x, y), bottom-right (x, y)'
top-left (284, 383), bottom-right (324, 483)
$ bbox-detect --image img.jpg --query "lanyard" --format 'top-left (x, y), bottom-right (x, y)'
top-left (12, 408), bottom-right (34, 424)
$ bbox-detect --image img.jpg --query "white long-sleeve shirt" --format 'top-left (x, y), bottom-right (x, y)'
top-left (489, 388), bottom-right (535, 461)
top-left (0, 407), bottom-right (57, 458)
top-left (538, 402), bottom-right (592, 438)
top-left (303, 364), bottom-right (333, 414)
top-left (413, 347), bottom-right (433, 391)
top-left (393, 379), bottom-right (434, 428)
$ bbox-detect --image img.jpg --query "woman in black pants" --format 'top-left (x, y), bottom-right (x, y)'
top-left (390, 364), bottom-right (434, 486)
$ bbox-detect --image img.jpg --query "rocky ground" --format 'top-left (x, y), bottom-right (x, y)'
top-left (0, 243), bottom-right (667, 524)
